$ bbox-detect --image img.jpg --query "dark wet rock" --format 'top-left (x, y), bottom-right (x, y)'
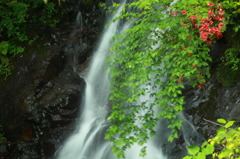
top-left (0, 49), bottom-right (86, 158)
top-left (184, 72), bottom-right (240, 140)
top-left (0, 0), bottom-right (104, 158)
top-left (229, 103), bottom-right (240, 121)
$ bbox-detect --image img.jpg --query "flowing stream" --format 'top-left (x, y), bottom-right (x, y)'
top-left (57, 1), bottom-right (203, 159)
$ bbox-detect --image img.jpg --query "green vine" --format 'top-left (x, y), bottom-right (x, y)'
top-left (104, 0), bottom-right (239, 158)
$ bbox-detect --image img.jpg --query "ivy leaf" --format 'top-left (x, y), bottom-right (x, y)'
top-left (217, 119), bottom-right (226, 124)
top-left (187, 145), bottom-right (200, 155)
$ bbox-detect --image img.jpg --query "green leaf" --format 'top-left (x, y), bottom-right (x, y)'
top-left (187, 145), bottom-right (200, 155)
top-left (202, 144), bottom-right (214, 155)
top-left (217, 119), bottom-right (227, 124)
top-left (225, 121), bottom-right (235, 128)
top-left (196, 152), bottom-right (206, 159)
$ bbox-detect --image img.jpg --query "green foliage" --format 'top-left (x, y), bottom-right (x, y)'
top-left (105, 0), bottom-right (230, 158)
top-left (217, 61), bottom-right (240, 87)
top-left (221, 0), bottom-right (240, 33)
top-left (39, 2), bottom-right (60, 27)
top-left (0, 0), bottom-right (66, 77)
top-left (0, 41), bottom-right (15, 77)
top-left (0, 1), bottom-right (29, 42)
top-left (183, 119), bottom-right (240, 159)
top-left (0, 1), bottom-right (28, 77)
top-left (220, 0), bottom-right (240, 73)
top-left (222, 48), bottom-right (240, 71)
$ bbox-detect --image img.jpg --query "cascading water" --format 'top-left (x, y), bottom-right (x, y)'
top-left (57, 2), bottom-right (124, 159)
top-left (57, 1), bottom-right (203, 159)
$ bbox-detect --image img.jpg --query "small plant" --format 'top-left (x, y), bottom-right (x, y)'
top-left (183, 119), bottom-right (240, 159)
top-left (217, 61), bottom-right (240, 87)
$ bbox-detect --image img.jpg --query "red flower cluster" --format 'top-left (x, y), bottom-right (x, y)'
top-left (198, 3), bottom-right (225, 43)
top-left (170, 2), bottom-right (226, 89)
top-left (181, 2), bottom-right (225, 44)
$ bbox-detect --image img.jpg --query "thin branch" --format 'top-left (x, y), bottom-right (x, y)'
top-left (203, 118), bottom-right (224, 127)
top-left (203, 118), bottom-right (240, 134)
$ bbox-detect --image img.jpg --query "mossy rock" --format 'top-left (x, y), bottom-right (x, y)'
top-left (217, 63), bottom-right (240, 88)
top-left (198, 88), bottom-right (218, 119)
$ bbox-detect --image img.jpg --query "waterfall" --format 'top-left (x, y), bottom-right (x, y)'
top-left (57, 2), bottom-right (124, 159)
top-left (57, 1), bottom-right (203, 159)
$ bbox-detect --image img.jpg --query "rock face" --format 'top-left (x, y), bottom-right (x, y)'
top-left (184, 74), bottom-right (240, 139)
top-left (0, 0), bottom-right (105, 158)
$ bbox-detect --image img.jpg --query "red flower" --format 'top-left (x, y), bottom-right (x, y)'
top-left (218, 10), bottom-right (224, 16)
top-left (188, 53), bottom-right (193, 56)
top-left (207, 17), bottom-right (212, 21)
top-left (212, 27), bottom-right (220, 32)
top-left (218, 22), bottom-right (224, 29)
top-left (214, 32), bottom-right (223, 38)
top-left (192, 20), bottom-right (197, 25)
top-left (206, 41), bottom-right (211, 45)
top-left (200, 31), bottom-right (209, 41)
top-left (209, 20), bottom-right (214, 25)
top-left (214, 16), bottom-right (224, 21)
top-left (207, 3), bottom-right (215, 7)
top-left (181, 10), bottom-right (187, 15)
top-left (200, 23), bottom-right (209, 31)
top-left (189, 15), bottom-right (197, 20)
top-left (201, 19), bottom-right (207, 23)
top-left (208, 9), bottom-right (214, 16)
top-left (170, 12), bottom-right (178, 15)
top-left (208, 28), bottom-right (213, 33)
top-left (197, 85), bottom-right (203, 88)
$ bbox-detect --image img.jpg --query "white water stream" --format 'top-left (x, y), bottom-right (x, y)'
top-left (56, 1), bottom-right (202, 159)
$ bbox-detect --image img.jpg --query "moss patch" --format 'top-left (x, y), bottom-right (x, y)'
top-left (217, 63), bottom-right (240, 88)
